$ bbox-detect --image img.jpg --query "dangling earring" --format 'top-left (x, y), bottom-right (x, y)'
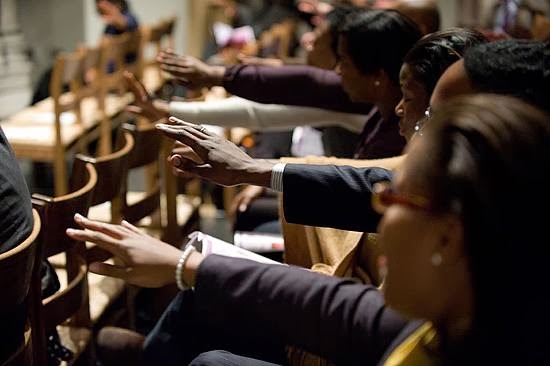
top-left (374, 80), bottom-right (380, 87)
top-left (431, 252), bottom-right (442, 266)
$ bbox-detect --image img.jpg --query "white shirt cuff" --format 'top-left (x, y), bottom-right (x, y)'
top-left (270, 163), bottom-right (286, 192)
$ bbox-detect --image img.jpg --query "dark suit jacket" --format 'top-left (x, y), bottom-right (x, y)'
top-left (281, 164), bottom-right (393, 233)
top-left (195, 255), bottom-right (421, 366)
top-left (0, 127), bottom-right (35, 362)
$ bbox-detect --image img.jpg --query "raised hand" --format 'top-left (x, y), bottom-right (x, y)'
top-left (66, 214), bottom-right (203, 288)
top-left (229, 185), bottom-right (266, 218)
top-left (156, 116), bottom-right (275, 187)
top-left (157, 50), bottom-right (226, 90)
top-left (124, 71), bottom-right (169, 122)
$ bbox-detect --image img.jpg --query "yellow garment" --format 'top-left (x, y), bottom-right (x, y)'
top-left (280, 155), bottom-right (403, 366)
top-left (384, 323), bottom-right (439, 366)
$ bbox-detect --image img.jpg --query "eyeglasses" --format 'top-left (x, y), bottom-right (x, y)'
top-left (413, 106), bottom-right (432, 136)
top-left (371, 181), bottom-right (433, 214)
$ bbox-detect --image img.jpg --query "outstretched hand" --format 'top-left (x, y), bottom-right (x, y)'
top-left (124, 71), bottom-right (169, 122)
top-left (66, 214), bottom-right (203, 288)
top-left (156, 116), bottom-right (275, 187)
top-left (157, 50), bottom-right (226, 90)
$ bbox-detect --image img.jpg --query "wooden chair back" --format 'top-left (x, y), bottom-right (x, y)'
top-left (71, 131), bottom-right (135, 225)
top-left (121, 122), bottom-right (163, 225)
top-left (49, 50), bottom-right (86, 195)
top-left (30, 163), bottom-right (97, 366)
top-left (124, 30), bottom-right (145, 81)
top-left (70, 131), bottom-right (133, 268)
top-left (0, 210), bottom-right (41, 366)
top-left (532, 14), bottom-right (550, 40)
top-left (141, 17), bottom-right (177, 84)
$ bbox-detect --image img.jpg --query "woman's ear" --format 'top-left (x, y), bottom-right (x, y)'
top-left (437, 215), bottom-right (465, 265)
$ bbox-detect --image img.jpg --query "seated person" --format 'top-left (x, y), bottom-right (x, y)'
top-left (0, 127), bottom-right (64, 364)
top-left (0, 127), bottom-right (35, 363)
top-left (70, 93), bottom-right (550, 365)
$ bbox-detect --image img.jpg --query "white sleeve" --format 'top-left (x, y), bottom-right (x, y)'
top-left (169, 96), bottom-right (366, 133)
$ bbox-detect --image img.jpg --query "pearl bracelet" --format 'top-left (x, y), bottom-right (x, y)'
top-left (175, 244), bottom-right (196, 291)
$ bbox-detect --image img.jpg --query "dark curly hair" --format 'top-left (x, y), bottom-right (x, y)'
top-left (463, 40), bottom-right (550, 113)
top-left (339, 9), bottom-right (422, 85)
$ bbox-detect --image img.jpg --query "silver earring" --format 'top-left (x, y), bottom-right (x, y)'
top-left (374, 80), bottom-right (380, 87)
top-left (431, 252), bottom-right (442, 266)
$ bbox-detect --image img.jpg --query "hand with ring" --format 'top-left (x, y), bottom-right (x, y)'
top-left (156, 117), bottom-right (276, 187)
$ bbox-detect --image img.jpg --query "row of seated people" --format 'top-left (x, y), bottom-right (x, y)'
top-left (2, 1), bottom-right (549, 366)
top-left (69, 53), bottom-right (550, 366)
top-left (60, 2), bottom-right (550, 366)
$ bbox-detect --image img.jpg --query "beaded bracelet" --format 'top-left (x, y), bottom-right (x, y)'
top-left (175, 244), bottom-right (197, 291)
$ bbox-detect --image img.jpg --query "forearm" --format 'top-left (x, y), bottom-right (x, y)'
top-left (281, 164), bottom-right (393, 232)
top-left (193, 255), bottom-right (409, 365)
top-left (223, 64), bottom-right (372, 114)
top-left (280, 155), bottom-right (405, 170)
top-left (169, 97), bottom-right (367, 133)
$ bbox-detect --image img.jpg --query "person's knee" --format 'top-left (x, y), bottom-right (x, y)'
top-left (189, 350), bottom-right (234, 366)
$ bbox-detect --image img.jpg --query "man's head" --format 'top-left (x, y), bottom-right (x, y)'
top-left (431, 40), bottom-right (550, 113)
top-left (373, 0), bottom-right (440, 35)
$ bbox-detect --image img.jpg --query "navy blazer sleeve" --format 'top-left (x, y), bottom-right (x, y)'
top-left (281, 164), bottom-right (393, 232)
top-left (194, 255), bottom-right (411, 366)
top-left (223, 64), bottom-right (373, 114)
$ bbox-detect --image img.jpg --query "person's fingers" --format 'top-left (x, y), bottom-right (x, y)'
top-left (167, 116), bottom-right (211, 135)
top-left (172, 167), bottom-right (199, 181)
top-left (156, 124), bottom-right (208, 149)
top-left (89, 261), bottom-right (128, 280)
top-left (171, 145), bottom-right (204, 164)
top-left (169, 154), bottom-right (209, 172)
top-left (159, 65), bottom-right (196, 78)
top-left (66, 228), bottom-right (122, 256)
top-left (238, 194), bottom-right (252, 212)
top-left (124, 71), bottom-right (149, 101)
top-left (125, 105), bottom-right (144, 116)
top-left (121, 220), bottom-right (143, 234)
top-left (73, 214), bottom-right (126, 239)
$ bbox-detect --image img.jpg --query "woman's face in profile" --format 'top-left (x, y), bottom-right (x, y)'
top-left (336, 38), bottom-right (378, 102)
top-left (376, 136), bottom-right (450, 321)
top-left (395, 63), bottom-right (430, 141)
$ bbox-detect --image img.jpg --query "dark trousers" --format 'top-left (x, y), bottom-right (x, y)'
top-left (143, 290), bottom-right (288, 366)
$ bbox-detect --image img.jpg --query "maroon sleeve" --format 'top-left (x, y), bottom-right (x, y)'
top-left (223, 64), bottom-right (373, 114)
top-left (194, 255), bottom-right (411, 365)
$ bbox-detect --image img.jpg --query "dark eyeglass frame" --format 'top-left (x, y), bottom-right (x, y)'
top-left (371, 181), bottom-right (434, 214)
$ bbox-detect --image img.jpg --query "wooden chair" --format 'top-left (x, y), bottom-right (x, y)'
top-left (70, 131), bottom-right (134, 325)
top-left (96, 33), bottom-right (133, 156)
top-left (121, 122), bottom-right (163, 229)
top-left (121, 121), bottom-right (201, 244)
top-left (0, 210), bottom-right (41, 366)
top-left (31, 163), bottom-right (98, 366)
top-left (532, 14), bottom-right (550, 40)
top-left (140, 17), bottom-right (177, 95)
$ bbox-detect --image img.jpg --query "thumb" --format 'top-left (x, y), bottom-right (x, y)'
top-left (238, 195), bottom-right (252, 212)
top-left (126, 105), bottom-right (143, 115)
